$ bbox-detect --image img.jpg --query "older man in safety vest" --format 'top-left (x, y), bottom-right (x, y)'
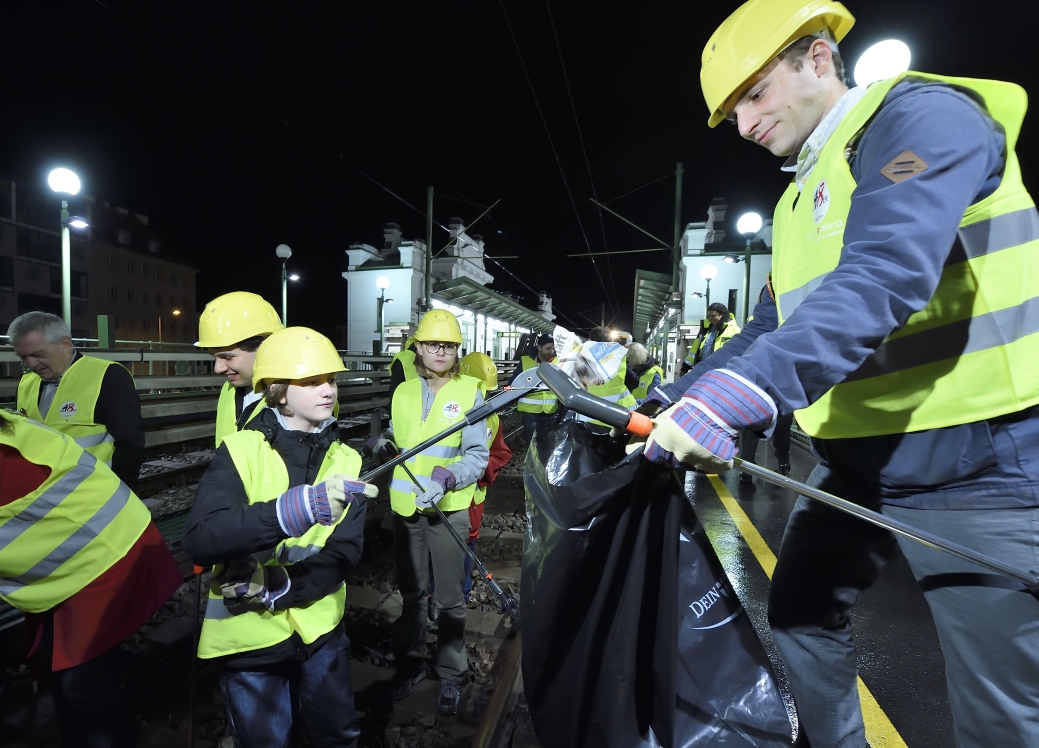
top-left (12, 311), bottom-right (144, 490)
top-left (643, 2), bottom-right (1039, 746)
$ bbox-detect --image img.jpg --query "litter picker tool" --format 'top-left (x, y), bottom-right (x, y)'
top-left (535, 363), bottom-right (1039, 597)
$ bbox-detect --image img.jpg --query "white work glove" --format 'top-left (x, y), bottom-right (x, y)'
top-left (414, 466), bottom-right (457, 509)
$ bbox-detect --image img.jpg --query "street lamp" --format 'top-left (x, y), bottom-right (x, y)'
top-left (376, 276), bottom-right (390, 355)
top-left (700, 264), bottom-right (717, 307)
top-left (276, 244), bottom-right (292, 325)
top-left (48, 168), bottom-right (82, 328)
top-left (737, 212), bottom-right (763, 324)
top-left (854, 40), bottom-right (911, 88)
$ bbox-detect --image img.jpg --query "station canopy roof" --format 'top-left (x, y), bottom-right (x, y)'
top-left (632, 269), bottom-right (674, 341)
top-left (433, 277), bottom-right (554, 333)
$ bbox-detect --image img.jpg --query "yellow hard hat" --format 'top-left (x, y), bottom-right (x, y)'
top-left (414, 309), bottom-right (463, 344)
top-left (251, 327), bottom-right (346, 392)
top-left (701, 0), bottom-right (855, 127)
top-left (460, 352), bottom-right (498, 391)
top-left (196, 292), bottom-right (284, 348)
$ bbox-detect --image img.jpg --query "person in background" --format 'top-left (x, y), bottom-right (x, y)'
top-left (196, 291), bottom-right (285, 448)
top-left (11, 311), bottom-right (144, 490)
top-left (0, 410), bottom-right (181, 748)
top-left (510, 332), bottom-right (558, 447)
top-left (184, 327), bottom-right (375, 748)
top-left (680, 303), bottom-right (740, 375)
top-left (387, 336), bottom-right (419, 402)
top-left (626, 341), bottom-right (665, 405)
top-left (380, 309), bottom-right (489, 716)
top-left (575, 326), bottom-right (637, 429)
top-left (459, 352), bottom-right (513, 601)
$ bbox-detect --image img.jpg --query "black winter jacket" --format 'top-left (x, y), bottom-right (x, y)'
top-left (183, 407), bottom-right (366, 668)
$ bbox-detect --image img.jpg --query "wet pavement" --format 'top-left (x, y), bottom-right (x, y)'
top-left (693, 442), bottom-right (955, 747)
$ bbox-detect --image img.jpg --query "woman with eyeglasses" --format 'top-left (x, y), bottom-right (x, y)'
top-left (382, 309), bottom-right (489, 716)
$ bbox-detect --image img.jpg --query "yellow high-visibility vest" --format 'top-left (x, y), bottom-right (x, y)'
top-left (632, 365), bottom-right (665, 401)
top-left (516, 355), bottom-right (558, 414)
top-left (391, 349), bottom-right (419, 382)
top-left (472, 411), bottom-right (499, 506)
top-left (772, 72), bottom-right (1039, 438)
top-left (197, 430), bottom-right (361, 659)
top-left (215, 382), bottom-right (265, 448)
top-left (388, 375), bottom-right (481, 517)
top-left (17, 356), bottom-right (121, 467)
top-left (0, 412), bottom-right (151, 613)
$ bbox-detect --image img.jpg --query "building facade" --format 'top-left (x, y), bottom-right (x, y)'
top-left (0, 173), bottom-right (197, 344)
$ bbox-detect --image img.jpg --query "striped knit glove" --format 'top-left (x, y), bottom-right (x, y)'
top-left (643, 370), bottom-right (775, 472)
top-left (276, 474), bottom-right (379, 537)
top-left (220, 558), bottom-right (290, 612)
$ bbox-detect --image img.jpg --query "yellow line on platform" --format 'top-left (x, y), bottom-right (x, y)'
top-left (707, 475), bottom-right (909, 748)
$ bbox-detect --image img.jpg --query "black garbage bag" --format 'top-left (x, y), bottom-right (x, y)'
top-left (523, 420), bottom-right (792, 748)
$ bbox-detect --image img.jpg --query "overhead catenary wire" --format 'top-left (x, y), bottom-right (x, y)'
top-left (497, 0), bottom-right (614, 311)
top-left (603, 171), bottom-right (676, 205)
top-left (544, 0), bottom-right (619, 307)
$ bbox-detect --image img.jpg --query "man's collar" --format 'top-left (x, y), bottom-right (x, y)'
top-left (781, 86), bottom-right (867, 191)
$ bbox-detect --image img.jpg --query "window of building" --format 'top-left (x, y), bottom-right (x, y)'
top-left (142, 291), bottom-right (149, 305)
top-left (182, 275), bottom-right (187, 286)
top-left (169, 296), bottom-right (176, 309)
top-left (142, 319), bottom-right (149, 332)
top-left (117, 229), bottom-right (131, 246)
top-left (110, 286), bottom-right (117, 300)
top-left (0, 256), bottom-right (12, 289)
top-left (142, 264), bottom-right (149, 278)
top-left (126, 288), bottom-right (133, 302)
top-left (169, 271), bottom-right (175, 283)
top-left (157, 268), bottom-right (162, 280)
top-left (126, 260), bottom-right (133, 274)
top-left (24, 265), bottom-right (40, 281)
top-left (156, 293), bottom-right (162, 306)
top-left (109, 257), bottom-right (116, 270)
top-left (149, 240), bottom-right (160, 254)
top-left (127, 317), bottom-right (134, 330)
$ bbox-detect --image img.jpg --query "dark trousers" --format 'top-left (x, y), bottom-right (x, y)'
top-left (220, 623), bottom-right (360, 748)
top-left (740, 412), bottom-right (793, 465)
top-left (520, 412), bottom-right (557, 449)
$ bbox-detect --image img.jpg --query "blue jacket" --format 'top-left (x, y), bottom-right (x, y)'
top-left (665, 79), bottom-right (1039, 510)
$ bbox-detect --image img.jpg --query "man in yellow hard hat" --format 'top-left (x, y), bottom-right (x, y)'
top-left (196, 292), bottom-right (284, 447)
top-left (641, 1), bottom-right (1039, 745)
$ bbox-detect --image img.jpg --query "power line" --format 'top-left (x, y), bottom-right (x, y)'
top-left (603, 171), bottom-right (675, 205)
top-left (497, 0), bottom-right (613, 308)
top-left (544, 0), bottom-right (618, 307)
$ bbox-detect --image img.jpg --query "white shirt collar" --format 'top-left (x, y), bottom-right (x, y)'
top-left (781, 86), bottom-right (867, 192)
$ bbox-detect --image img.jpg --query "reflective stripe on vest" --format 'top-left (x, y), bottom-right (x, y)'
top-left (0, 413), bottom-right (151, 613)
top-left (575, 358), bottom-right (637, 425)
top-left (389, 375), bottom-right (480, 516)
top-left (17, 356), bottom-right (121, 466)
top-left (215, 383), bottom-right (266, 448)
top-left (196, 431), bottom-right (361, 659)
top-left (516, 356), bottom-right (558, 413)
top-left (772, 72), bottom-right (1039, 438)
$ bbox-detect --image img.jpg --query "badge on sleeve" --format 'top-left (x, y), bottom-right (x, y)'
top-left (881, 150), bottom-right (929, 183)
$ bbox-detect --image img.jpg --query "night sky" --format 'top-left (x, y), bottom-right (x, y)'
top-left (1, 1), bottom-right (1034, 337)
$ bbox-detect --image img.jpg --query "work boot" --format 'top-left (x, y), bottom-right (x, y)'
top-left (389, 666), bottom-right (426, 701)
top-left (777, 461), bottom-right (791, 476)
top-left (438, 677), bottom-right (461, 716)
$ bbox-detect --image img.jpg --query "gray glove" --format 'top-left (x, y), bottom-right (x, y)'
top-left (414, 466), bottom-right (457, 509)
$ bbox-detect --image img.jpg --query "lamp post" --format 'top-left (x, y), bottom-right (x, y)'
top-left (854, 39), bottom-right (911, 87)
top-left (47, 168), bottom-right (82, 328)
top-left (276, 244), bottom-right (292, 326)
top-left (376, 276), bottom-right (390, 355)
top-left (700, 263), bottom-right (717, 308)
top-left (737, 212), bottom-right (763, 324)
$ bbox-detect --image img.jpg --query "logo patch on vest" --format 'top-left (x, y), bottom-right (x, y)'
top-left (812, 180), bottom-right (830, 224)
top-left (58, 401), bottom-right (77, 418)
top-left (486, 426), bottom-right (493, 442)
top-left (442, 401), bottom-right (461, 418)
top-left (881, 149), bottom-right (929, 183)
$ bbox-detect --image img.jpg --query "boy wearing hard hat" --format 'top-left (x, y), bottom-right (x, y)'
top-left (195, 292), bottom-right (284, 447)
top-left (384, 310), bottom-right (489, 716)
top-left (184, 327), bottom-right (376, 748)
top-left (641, 1), bottom-right (1039, 745)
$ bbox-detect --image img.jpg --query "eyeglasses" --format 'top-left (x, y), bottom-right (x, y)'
top-left (421, 342), bottom-right (459, 354)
